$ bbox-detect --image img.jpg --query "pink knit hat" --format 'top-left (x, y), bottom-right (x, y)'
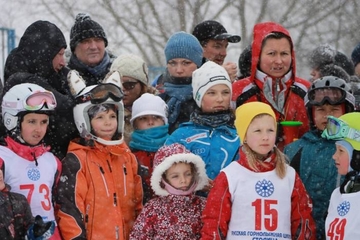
top-left (151, 143), bottom-right (208, 196)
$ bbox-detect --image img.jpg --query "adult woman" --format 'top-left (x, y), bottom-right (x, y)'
top-left (232, 22), bottom-right (310, 150)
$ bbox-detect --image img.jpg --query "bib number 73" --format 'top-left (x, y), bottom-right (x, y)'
top-left (20, 183), bottom-right (51, 211)
top-left (252, 199), bottom-right (278, 231)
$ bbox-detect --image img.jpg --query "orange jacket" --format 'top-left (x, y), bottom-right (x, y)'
top-left (56, 139), bottom-right (143, 240)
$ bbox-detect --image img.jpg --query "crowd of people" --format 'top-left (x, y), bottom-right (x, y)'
top-left (1, 12), bottom-right (360, 240)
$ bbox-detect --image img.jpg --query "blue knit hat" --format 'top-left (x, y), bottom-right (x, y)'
top-left (164, 31), bottom-right (203, 67)
top-left (351, 43), bottom-right (360, 68)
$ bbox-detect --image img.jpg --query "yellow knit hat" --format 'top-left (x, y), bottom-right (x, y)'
top-left (235, 102), bottom-right (276, 142)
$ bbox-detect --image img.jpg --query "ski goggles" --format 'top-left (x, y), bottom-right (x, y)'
top-left (76, 83), bottom-right (123, 104)
top-left (24, 91), bottom-right (57, 111)
top-left (307, 87), bottom-right (346, 106)
top-left (322, 116), bottom-right (360, 141)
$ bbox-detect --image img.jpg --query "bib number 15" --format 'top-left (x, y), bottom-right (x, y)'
top-left (252, 199), bottom-right (278, 231)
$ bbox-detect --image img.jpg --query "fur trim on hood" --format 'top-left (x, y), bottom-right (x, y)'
top-left (151, 143), bottom-right (208, 196)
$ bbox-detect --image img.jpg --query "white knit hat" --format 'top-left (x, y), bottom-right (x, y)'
top-left (192, 61), bottom-right (232, 108)
top-left (130, 93), bottom-right (168, 126)
top-left (110, 53), bottom-right (149, 86)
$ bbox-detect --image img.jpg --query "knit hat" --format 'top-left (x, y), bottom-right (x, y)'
top-left (352, 43), bottom-right (360, 68)
top-left (192, 20), bottom-right (241, 43)
top-left (235, 102), bottom-right (276, 142)
top-left (130, 93), bottom-right (168, 126)
top-left (164, 31), bottom-right (203, 67)
top-left (151, 143), bottom-right (208, 196)
top-left (70, 13), bottom-right (108, 52)
top-left (192, 61), bottom-right (232, 108)
top-left (110, 54), bottom-right (149, 86)
top-left (338, 112), bottom-right (360, 151)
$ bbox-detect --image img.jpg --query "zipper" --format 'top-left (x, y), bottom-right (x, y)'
top-left (107, 160), bottom-right (112, 172)
top-left (275, 78), bottom-right (280, 103)
top-left (85, 204), bottom-right (90, 230)
top-left (97, 164), bottom-right (109, 197)
top-left (123, 164), bottom-right (127, 196)
top-left (113, 192), bottom-right (117, 206)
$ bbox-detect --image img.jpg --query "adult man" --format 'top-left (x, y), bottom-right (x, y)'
top-left (192, 20), bottom-right (241, 81)
top-left (68, 13), bottom-right (115, 85)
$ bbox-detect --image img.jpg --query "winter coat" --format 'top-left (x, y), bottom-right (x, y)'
top-left (232, 22), bottom-right (310, 150)
top-left (165, 121), bottom-right (239, 180)
top-left (284, 130), bottom-right (339, 239)
top-left (0, 185), bottom-right (33, 240)
top-left (56, 139), bottom-right (143, 240)
top-left (129, 194), bottom-right (206, 240)
top-left (68, 51), bottom-right (116, 86)
top-left (201, 147), bottom-right (316, 239)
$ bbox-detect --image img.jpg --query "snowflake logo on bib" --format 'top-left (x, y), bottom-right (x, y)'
top-left (27, 168), bottom-right (40, 181)
top-left (337, 201), bottom-right (350, 216)
top-left (255, 179), bottom-right (274, 197)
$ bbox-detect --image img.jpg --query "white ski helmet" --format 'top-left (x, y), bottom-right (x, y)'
top-left (68, 70), bottom-right (125, 145)
top-left (2, 83), bottom-right (57, 132)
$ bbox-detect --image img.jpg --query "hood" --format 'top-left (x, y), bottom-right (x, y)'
top-left (68, 138), bottom-right (129, 156)
top-left (4, 20), bottom-right (67, 81)
top-left (151, 143), bottom-right (208, 196)
top-left (250, 22), bottom-right (296, 81)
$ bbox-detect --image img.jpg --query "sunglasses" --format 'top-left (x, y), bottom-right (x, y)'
top-left (76, 83), bottom-right (123, 104)
top-left (307, 87), bottom-right (346, 106)
top-left (26, 91), bottom-right (57, 111)
top-left (322, 116), bottom-right (360, 141)
top-left (122, 81), bottom-right (139, 91)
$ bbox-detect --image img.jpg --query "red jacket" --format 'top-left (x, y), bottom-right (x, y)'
top-left (232, 22), bottom-right (310, 150)
top-left (201, 147), bottom-right (316, 240)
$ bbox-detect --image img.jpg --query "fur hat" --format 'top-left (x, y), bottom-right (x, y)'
top-left (110, 54), bottom-right (149, 86)
top-left (235, 102), bottom-right (276, 142)
top-left (164, 31), bottom-right (203, 67)
top-left (192, 20), bottom-right (241, 44)
top-left (192, 61), bottom-right (232, 108)
top-left (151, 143), bottom-right (208, 196)
top-left (70, 13), bottom-right (108, 52)
top-left (130, 93), bottom-right (168, 126)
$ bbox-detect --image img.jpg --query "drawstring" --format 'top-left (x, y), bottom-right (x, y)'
top-left (32, 152), bottom-right (38, 166)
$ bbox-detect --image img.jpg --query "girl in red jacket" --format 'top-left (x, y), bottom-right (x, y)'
top-left (201, 102), bottom-right (316, 240)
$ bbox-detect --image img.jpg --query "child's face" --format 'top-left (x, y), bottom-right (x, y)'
top-left (165, 162), bottom-right (193, 191)
top-left (90, 109), bottom-right (117, 140)
top-left (21, 113), bottom-right (49, 145)
top-left (313, 104), bottom-right (344, 131)
top-left (245, 115), bottom-right (276, 155)
top-left (134, 115), bottom-right (165, 130)
top-left (201, 84), bottom-right (231, 113)
top-left (333, 144), bottom-right (350, 175)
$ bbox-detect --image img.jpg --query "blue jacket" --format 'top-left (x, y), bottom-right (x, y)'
top-left (284, 130), bottom-right (340, 239)
top-left (165, 122), bottom-right (240, 180)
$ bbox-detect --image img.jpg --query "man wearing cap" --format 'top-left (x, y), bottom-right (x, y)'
top-left (68, 13), bottom-right (115, 86)
top-left (192, 20), bottom-right (241, 82)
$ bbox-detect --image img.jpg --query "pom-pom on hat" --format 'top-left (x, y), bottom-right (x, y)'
top-left (192, 61), bottom-right (232, 108)
top-left (151, 143), bottom-right (208, 196)
top-left (235, 102), bottom-right (276, 142)
top-left (130, 93), bottom-right (168, 126)
top-left (110, 54), bottom-right (149, 87)
top-left (164, 31), bottom-right (203, 67)
top-left (70, 13), bottom-right (108, 52)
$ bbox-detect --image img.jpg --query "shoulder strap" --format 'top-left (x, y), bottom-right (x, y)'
top-left (290, 84), bottom-right (307, 99)
top-left (236, 85), bottom-right (261, 108)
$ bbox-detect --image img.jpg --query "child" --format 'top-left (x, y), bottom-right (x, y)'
top-left (165, 61), bottom-right (239, 186)
top-left (129, 93), bottom-right (169, 204)
top-left (322, 112), bottom-right (360, 239)
top-left (284, 76), bottom-right (355, 239)
top-left (129, 143), bottom-right (208, 239)
top-left (201, 102), bottom-right (316, 239)
top-left (0, 81), bottom-right (62, 239)
top-left (0, 169), bottom-right (33, 239)
top-left (56, 70), bottom-right (143, 239)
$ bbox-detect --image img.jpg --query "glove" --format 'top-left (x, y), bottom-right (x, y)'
top-left (27, 215), bottom-right (56, 240)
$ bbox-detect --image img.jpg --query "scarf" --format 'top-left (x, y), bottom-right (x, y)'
top-left (163, 82), bottom-right (193, 126)
top-left (129, 125), bottom-right (169, 152)
top-left (190, 109), bottom-right (234, 128)
top-left (70, 51), bottom-right (110, 79)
